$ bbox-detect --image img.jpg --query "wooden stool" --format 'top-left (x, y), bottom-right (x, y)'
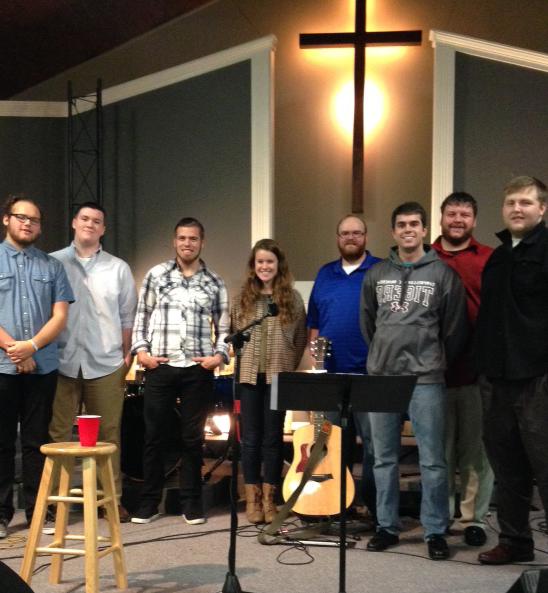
top-left (20, 442), bottom-right (127, 593)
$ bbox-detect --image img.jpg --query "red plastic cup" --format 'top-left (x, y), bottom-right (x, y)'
top-left (77, 415), bottom-right (101, 447)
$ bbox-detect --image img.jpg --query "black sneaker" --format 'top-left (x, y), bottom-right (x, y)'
top-left (0, 519), bottom-right (7, 539)
top-left (427, 534), bottom-right (450, 560)
top-left (366, 529), bottom-right (399, 551)
top-left (464, 525), bottom-right (487, 547)
top-left (130, 507), bottom-right (160, 524)
top-left (42, 508), bottom-right (56, 535)
top-left (182, 498), bottom-right (206, 525)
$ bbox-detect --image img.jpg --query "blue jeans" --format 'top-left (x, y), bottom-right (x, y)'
top-left (370, 383), bottom-right (449, 539)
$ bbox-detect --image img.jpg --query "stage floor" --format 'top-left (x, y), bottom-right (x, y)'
top-left (1, 484), bottom-right (546, 593)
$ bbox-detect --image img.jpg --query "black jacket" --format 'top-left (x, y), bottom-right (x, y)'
top-left (477, 221), bottom-right (548, 380)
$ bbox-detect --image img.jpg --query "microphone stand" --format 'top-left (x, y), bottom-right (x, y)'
top-left (222, 308), bottom-right (275, 593)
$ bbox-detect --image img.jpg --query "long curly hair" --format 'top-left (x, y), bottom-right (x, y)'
top-left (237, 238), bottom-right (296, 325)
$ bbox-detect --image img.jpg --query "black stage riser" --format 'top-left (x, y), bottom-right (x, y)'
top-left (507, 570), bottom-right (548, 593)
top-left (0, 560), bottom-right (36, 593)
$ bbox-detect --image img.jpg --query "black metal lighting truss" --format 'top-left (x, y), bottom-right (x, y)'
top-left (67, 79), bottom-right (103, 239)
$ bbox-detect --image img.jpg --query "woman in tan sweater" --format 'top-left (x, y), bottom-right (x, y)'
top-left (231, 239), bottom-right (306, 523)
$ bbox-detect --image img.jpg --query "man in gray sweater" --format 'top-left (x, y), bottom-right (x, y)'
top-left (361, 201), bottom-right (467, 560)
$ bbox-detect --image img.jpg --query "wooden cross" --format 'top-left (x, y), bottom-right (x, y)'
top-left (300, 0), bottom-right (422, 213)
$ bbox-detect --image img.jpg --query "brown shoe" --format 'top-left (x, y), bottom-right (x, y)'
top-left (118, 505), bottom-right (131, 523)
top-left (478, 544), bottom-right (534, 565)
top-left (244, 484), bottom-right (264, 524)
top-left (262, 483), bottom-right (278, 524)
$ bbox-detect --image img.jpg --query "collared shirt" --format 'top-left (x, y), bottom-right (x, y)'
top-left (307, 252), bottom-right (381, 373)
top-left (432, 236), bottom-right (493, 387)
top-left (131, 259), bottom-right (230, 366)
top-left (432, 236), bottom-right (493, 325)
top-left (51, 243), bottom-right (137, 379)
top-left (0, 240), bottom-right (74, 375)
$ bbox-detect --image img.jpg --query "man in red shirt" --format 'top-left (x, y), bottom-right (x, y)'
top-left (432, 192), bottom-right (494, 547)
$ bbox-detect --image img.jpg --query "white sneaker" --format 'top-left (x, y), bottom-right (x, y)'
top-left (42, 510), bottom-right (56, 535)
top-left (130, 507), bottom-right (160, 524)
top-left (182, 499), bottom-right (206, 525)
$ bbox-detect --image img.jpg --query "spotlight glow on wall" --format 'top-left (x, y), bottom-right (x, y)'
top-left (368, 46), bottom-right (407, 60)
top-left (332, 79), bottom-right (386, 141)
top-left (301, 47), bottom-right (353, 67)
top-left (301, 45), bottom-right (407, 67)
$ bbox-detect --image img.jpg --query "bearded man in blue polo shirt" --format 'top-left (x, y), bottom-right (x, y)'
top-left (0, 196), bottom-right (74, 539)
top-left (307, 214), bottom-right (381, 517)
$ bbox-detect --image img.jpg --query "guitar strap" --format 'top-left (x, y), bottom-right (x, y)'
top-left (258, 420), bottom-right (332, 545)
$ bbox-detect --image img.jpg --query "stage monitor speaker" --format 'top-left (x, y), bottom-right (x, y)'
top-left (0, 560), bottom-right (35, 593)
top-left (507, 570), bottom-right (548, 593)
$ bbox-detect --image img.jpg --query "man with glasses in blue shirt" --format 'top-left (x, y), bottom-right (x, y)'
top-left (307, 215), bottom-right (381, 519)
top-left (0, 196), bottom-right (73, 539)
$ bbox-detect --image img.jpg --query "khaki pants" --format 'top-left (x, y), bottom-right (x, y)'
top-left (49, 365), bottom-right (127, 498)
top-left (445, 383), bottom-right (494, 526)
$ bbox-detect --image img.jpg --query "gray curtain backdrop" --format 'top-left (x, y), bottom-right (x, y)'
top-left (0, 60), bottom-right (252, 297)
top-left (453, 53), bottom-right (548, 246)
top-left (0, 116), bottom-right (66, 253)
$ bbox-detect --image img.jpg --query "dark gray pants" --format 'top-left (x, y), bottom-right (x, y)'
top-left (141, 364), bottom-right (213, 508)
top-left (0, 371), bottom-right (57, 523)
top-left (239, 377), bottom-right (285, 485)
top-left (481, 374), bottom-right (548, 551)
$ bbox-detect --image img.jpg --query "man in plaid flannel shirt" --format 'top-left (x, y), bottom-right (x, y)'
top-left (130, 217), bottom-right (229, 525)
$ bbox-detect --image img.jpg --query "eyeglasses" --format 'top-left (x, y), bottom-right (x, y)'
top-left (337, 231), bottom-right (365, 238)
top-left (9, 213), bottom-right (41, 226)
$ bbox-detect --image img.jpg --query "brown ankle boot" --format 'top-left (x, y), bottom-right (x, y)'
top-left (262, 483), bottom-right (278, 524)
top-left (244, 484), bottom-right (264, 524)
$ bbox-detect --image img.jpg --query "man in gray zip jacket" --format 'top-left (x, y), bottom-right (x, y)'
top-left (360, 201), bottom-right (468, 560)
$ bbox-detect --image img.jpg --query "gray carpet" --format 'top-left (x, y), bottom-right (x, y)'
top-left (1, 506), bottom-right (547, 593)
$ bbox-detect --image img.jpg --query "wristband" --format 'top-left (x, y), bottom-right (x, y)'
top-left (29, 339), bottom-right (39, 352)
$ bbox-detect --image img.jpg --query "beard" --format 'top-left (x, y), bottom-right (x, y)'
top-left (442, 228), bottom-right (473, 247)
top-left (17, 236), bottom-right (35, 246)
top-left (10, 230), bottom-right (38, 247)
top-left (339, 243), bottom-right (365, 263)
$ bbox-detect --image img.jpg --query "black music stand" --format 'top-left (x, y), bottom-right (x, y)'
top-left (271, 372), bottom-right (417, 593)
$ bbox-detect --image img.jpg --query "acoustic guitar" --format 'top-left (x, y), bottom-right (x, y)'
top-left (282, 337), bottom-right (355, 517)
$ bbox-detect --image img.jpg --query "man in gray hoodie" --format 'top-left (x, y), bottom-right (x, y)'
top-left (360, 201), bottom-right (467, 560)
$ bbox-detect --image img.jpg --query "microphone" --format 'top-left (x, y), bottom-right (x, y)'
top-left (224, 300), bottom-right (279, 344)
top-left (267, 301), bottom-right (279, 317)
